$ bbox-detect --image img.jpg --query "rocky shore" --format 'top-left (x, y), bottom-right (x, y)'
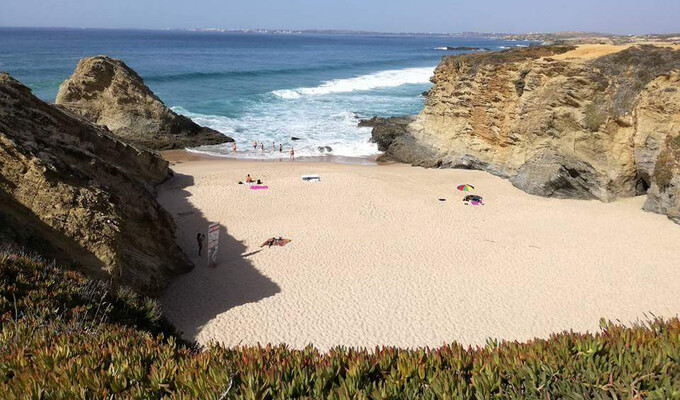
top-left (0, 72), bottom-right (192, 295)
top-left (56, 56), bottom-right (232, 150)
top-left (370, 44), bottom-right (680, 224)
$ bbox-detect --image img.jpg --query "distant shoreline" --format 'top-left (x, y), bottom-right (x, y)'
top-left (2, 26), bottom-right (678, 42)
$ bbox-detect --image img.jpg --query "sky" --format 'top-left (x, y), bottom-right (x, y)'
top-left (1, 0), bottom-right (679, 34)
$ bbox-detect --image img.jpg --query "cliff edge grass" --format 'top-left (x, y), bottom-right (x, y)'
top-left (0, 72), bottom-right (192, 296)
top-left (2, 250), bottom-right (680, 398)
top-left (372, 44), bottom-right (680, 224)
top-left (55, 55), bottom-right (233, 150)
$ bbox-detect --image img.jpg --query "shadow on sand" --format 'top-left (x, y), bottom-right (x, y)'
top-left (158, 172), bottom-right (280, 341)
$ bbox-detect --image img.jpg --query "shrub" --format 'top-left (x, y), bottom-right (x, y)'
top-left (2, 251), bottom-right (680, 399)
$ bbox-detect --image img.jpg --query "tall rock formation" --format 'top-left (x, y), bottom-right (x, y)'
top-left (373, 45), bottom-right (680, 223)
top-left (0, 72), bottom-right (193, 295)
top-left (55, 56), bottom-right (232, 150)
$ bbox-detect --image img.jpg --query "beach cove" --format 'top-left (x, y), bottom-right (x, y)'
top-left (158, 152), bottom-right (680, 351)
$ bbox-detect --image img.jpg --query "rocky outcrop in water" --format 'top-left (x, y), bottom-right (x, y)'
top-left (373, 45), bottom-right (680, 223)
top-left (55, 56), bottom-right (232, 150)
top-left (0, 72), bottom-right (193, 295)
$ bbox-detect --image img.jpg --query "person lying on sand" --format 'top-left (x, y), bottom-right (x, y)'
top-left (246, 174), bottom-right (253, 183)
top-left (261, 237), bottom-right (291, 248)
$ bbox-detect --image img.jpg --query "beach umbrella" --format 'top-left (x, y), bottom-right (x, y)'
top-left (457, 184), bottom-right (474, 191)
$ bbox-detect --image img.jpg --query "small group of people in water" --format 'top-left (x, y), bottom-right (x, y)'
top-left (245, 140), bottom-right (295, 161)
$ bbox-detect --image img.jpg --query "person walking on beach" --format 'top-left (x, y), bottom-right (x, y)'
top-left (196, 233), bottom-right (205, 256)
top-left (290, 148), bottom-right (295, 161)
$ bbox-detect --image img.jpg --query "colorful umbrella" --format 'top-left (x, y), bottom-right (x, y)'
top-left (457, 184), bottom-right (474, 191)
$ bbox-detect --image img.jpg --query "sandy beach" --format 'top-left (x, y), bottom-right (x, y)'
top-left (158, 153), bottom-right (680, 350)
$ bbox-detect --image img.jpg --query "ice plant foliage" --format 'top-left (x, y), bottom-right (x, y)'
top-left (1, 251), bottom-right (680, 399)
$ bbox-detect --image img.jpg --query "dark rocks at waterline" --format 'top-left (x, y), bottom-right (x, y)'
top-left (368, 116), bottom-right (440, 167)
top-left (421, 90), bottom-right (430, 97)
top-left (291, 137), bottom-right (301, 141)
top-left (317, 146), bottom-right (333, 153)
top-left (437, 46), bottom-right (490, 51)
top-left (368, 116), bottom-right (416, 151)
top-left (357, 116), bottom-right (381, 128)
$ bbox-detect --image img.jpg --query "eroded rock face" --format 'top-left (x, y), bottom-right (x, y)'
top-left (373, 45), bottom-right (680, 223)
top-left (0, 72), bottom-right (193, 295)
top-left (55, 56), bottom-right (232, 150)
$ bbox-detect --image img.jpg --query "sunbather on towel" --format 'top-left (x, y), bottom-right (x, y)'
top-left (261, 237), bottom-right (290, 248)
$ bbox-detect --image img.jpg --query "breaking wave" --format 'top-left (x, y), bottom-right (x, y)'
top-left (271, 66), bottom-right (434, 99)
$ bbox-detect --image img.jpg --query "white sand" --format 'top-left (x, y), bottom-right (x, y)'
top-left (158, 156), bottom-right (680, 350)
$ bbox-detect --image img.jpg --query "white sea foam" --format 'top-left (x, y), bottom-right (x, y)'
top-left (173, 65), bottom-right (434, 161)
top-left (434, 46), bottom-right (448, 50)
top-left (174, 106), bottom-right (379, 160)
top-left (271, 66), bottom-right (434, 98)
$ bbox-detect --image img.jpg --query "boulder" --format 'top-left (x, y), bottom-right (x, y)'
top-left (0, 72), bottom-right (193, 295)
top-left (55, 56), bottom-right (232, 150)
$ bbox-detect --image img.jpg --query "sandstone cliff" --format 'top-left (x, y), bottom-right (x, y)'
top-left (55, 56), bottom-right (232, 150)
top-left (0, 72), bottom-right (193, 295)
top-left (374, 45), bottom-right (680, 223)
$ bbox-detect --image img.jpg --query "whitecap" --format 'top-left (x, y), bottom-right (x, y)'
top-left (271, 66), bottom-right (434, 99)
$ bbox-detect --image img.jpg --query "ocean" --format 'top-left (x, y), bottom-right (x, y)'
top-left (0, 28), bottom-right (530, 160)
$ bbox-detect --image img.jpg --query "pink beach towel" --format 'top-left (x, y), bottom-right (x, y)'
top-left (250, 185), bottom-right (269, 190)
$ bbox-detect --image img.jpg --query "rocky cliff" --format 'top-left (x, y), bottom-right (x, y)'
top-left (0, 72), bottom-right (193, 295)
top-left (55, 56), bottom-right (232, 150)
top-left (373, 45), bottom-right (680, 223)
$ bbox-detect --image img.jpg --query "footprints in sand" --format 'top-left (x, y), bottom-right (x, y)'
top-left (359, 200), bottom-right (390, 219)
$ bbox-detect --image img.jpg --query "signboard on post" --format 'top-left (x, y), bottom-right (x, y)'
top-left (207, 222), bottom-right (219, 268)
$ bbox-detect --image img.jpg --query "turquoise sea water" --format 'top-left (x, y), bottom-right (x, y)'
top-left (0, 28), bottom-right (530, 159)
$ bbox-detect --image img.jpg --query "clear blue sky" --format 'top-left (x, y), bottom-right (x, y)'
top-left (1, 0), bottom-right (678, 34)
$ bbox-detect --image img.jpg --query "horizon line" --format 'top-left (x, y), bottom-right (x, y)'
top-left (1, 26), bottom-right (678, 37)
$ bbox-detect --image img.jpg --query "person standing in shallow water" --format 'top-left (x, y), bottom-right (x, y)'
top-left (279, 143), bottom-right (283, 152)
top-left (252, 140), bottom-right (257, 150)
top-left (196, 233), bottom-right (205, 256)
top-left (290, 148), bottom-right (295, 161)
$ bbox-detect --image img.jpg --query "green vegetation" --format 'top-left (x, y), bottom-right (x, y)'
top-left (444, 45), bottom-right (575, 76)
top-left (583, 99), bottom-right (608, 132)
top-left (2, 250), bottom-right (680, 399)
top-left (653, 135), bottom-right (680, 188)
top-left (590, 45), bottom-right (680, 117)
